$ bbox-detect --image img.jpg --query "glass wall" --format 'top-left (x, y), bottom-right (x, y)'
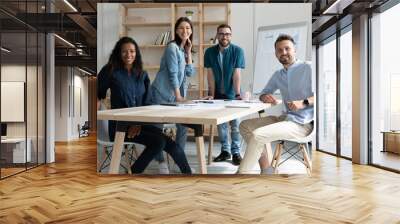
top-left (370, 3), bottom-right (400, 171)
top-left (0, 1), bottom-right (46, 179)
top-left (317, 36), bottom-right (337, 155)
top-left (339, 27), bottom-right (352, 158)
top-left (317, 25), bottom-right (354, 159)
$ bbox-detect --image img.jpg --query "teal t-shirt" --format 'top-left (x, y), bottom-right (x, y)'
top-left (204, 43), bottom-right (245, 99)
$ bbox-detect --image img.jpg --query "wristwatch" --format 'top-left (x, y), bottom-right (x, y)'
top-left (303, 99), bottom-right (309, 106)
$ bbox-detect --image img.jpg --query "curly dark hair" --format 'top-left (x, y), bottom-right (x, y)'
top-left (107, 36), bottom-right (143, 76)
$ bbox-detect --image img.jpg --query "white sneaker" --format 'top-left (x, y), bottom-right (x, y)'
top-left (158, 161), bottom-right (170, 174)
top-left (261, 167), bottom-right (275, 175)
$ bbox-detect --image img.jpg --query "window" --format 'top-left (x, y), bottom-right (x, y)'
top-left (317, 36), bottom-right (337, 154)
top-left (0, 1), bottom-right (47, 179)
top-left (339, 28), bottom-right (352, 158)
top-left (370, 3), bottom-right (400, 171)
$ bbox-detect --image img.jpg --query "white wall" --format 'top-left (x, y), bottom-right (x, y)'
top-left (97, 3), bottom-right (121, 72)
top-left (231, 4), bottom-right (254, 92)
top-left (55, 66), bottom-right (68, 141)
top-left (232, 3), bottom-right (312, 93)
top-left (54, 67), bottom-right (89, 141)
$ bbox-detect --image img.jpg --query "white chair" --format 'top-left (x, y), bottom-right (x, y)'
top-left (97, 103), bottom-right (140, 174)
top-left (271, 128), bottom-right (314, 176)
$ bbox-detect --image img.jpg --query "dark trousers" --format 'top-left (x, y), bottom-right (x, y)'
top-left (118, 124), bottom-right (191, 174)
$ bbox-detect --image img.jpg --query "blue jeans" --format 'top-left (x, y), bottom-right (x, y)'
top-left (217, 119), bottom-right (241, 155)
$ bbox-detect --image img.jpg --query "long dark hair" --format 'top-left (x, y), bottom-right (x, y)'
top-left (107, 36), bottom-right (143, 76)
top-left (172, 17), bottom-right (194, 53)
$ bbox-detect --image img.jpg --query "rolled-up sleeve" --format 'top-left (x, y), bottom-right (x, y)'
top-left (165, 44), bottom-right (180, 89)
top-left (97, 65), bottom-right (110, 100)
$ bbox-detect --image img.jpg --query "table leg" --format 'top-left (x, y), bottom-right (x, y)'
top-left (108, 131), bottom-right (125, 174)
top-left (208, 125), bottom-right (214, 165)
top-left (196, 136), bottom-right (207, 174)
top-left (192, 125), bottom-right (207, 174)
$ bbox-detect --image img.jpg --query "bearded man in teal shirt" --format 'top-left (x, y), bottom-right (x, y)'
top-left (204, 24), bottom-right (245, 165)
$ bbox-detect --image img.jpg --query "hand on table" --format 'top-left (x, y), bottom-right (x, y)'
top-left (201, 96), bottom-right (214, 100)
top-left (175, 95), bottom-right (185, 102)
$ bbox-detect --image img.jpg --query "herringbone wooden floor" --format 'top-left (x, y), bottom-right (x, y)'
top-left (1, 135), bottom-right (400, 223)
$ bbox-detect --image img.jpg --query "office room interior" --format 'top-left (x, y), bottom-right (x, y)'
top-left (0, 0), bottom-right (400, 223)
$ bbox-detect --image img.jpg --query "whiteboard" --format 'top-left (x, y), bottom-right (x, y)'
top-left (252, 22), bottom-right (310, 94)
top-left (1, 82), bottom-right (25, 122)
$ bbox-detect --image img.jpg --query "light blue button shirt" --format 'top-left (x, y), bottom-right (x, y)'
top-left (151, 42), bottom-right (195, 103)
top-left (261, 60), bottom-right (314, 124)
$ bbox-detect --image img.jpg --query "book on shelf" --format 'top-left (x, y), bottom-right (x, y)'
top-left (162, 32), bottom-right (167, 45)
top-left (154, 31), bottom-right (171, 45)
top-left (154, 33), bottom-right (162, 45)
top-left (164, 31), bottom-right (170, 45)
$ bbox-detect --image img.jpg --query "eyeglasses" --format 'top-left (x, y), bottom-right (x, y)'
top-left (217, 33), bottom-right (232, 37)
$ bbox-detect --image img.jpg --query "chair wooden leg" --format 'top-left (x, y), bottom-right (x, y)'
top-left (132, 145), bottom-right (140, 159)
top-left (163, 151), bottom-right (169, 169)
top-left (208, 125), bottom-right (214, 165)
top-left (271, 143), bottom-right (281, 168)
top-left (129, 144), bottom-right (136, 165)
top-left (98, 146), bottom-right (108, 172)
top-left (273, 143), bottom-right (283, 174)
top-left (125, 146), bottom-right (132, 174)
top-left (300, 144), bottom-right (312, 176)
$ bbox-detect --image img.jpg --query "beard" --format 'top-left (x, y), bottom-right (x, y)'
top-left (219, 39), bottom-right (230, 48)
top-left (278, 55), bottom-right (292, 65)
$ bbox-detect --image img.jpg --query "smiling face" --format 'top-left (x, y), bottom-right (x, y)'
top-left (275, 40), bottom-right (296, 66)
top-left (176, 21), bottom-right (192, 42)
top-left (217, 27), bottom-right (232, 48)
top-left (120, 42), bottom-right (136, 67)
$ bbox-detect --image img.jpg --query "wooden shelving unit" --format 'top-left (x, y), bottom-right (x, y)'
top-left (119, 3), bottom-right (231, 98)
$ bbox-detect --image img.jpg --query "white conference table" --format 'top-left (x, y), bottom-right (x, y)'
top-left (97, 101), bottom-right (270, 174)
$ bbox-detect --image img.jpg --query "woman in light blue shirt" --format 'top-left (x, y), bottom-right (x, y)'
top-left (151, 17), bottom-right (196, 154)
